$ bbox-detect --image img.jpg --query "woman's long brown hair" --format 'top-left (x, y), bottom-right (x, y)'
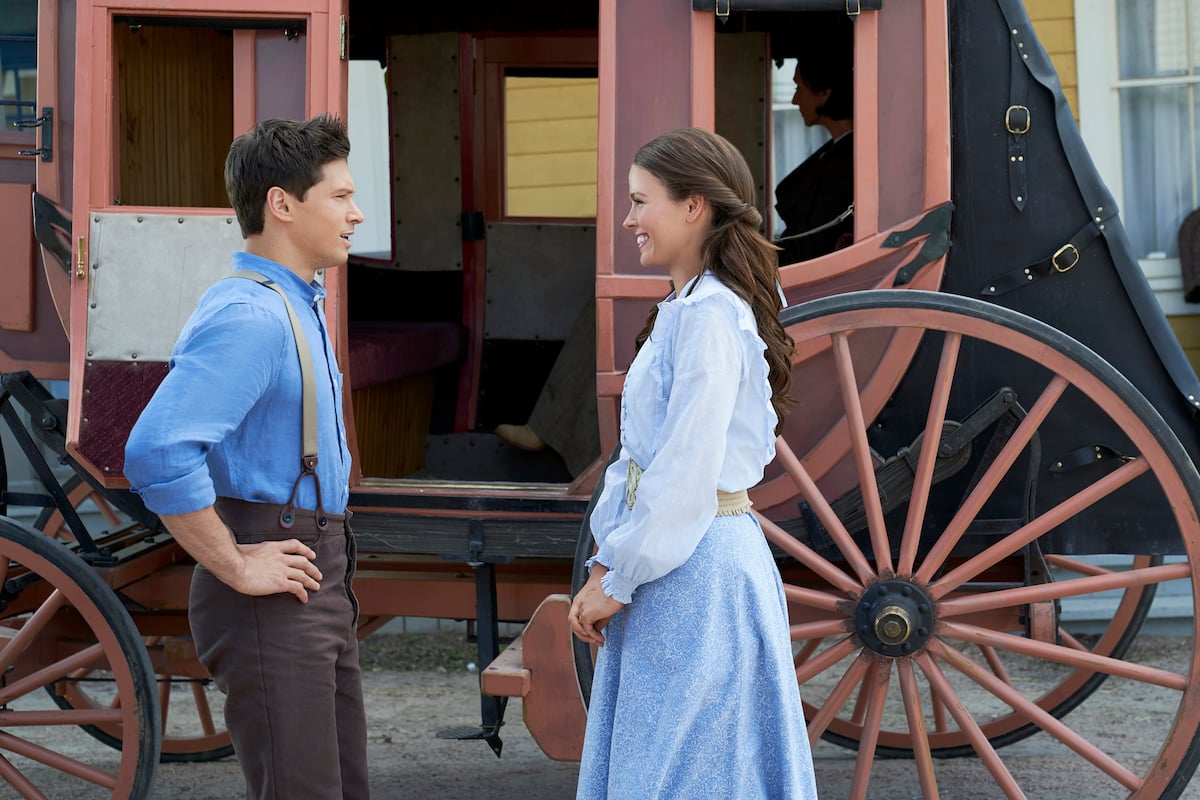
top-left (631, 128), bottom-right (794, 431)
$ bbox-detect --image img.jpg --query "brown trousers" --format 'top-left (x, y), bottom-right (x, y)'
top-left (190, 498), bottom-right (369, 799)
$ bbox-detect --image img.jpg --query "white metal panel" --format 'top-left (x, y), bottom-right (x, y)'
top-left (85, 212), bottom-right (246, 362)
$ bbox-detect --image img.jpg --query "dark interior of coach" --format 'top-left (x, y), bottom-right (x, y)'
top-left (112, 3), bottom-right (851, 485)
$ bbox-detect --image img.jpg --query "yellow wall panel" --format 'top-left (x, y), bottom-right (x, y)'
top-left (504, 76), bottom-right (598, 217)
top-left (1025, 0), bottom-right (1077, 117)
top-left (1169, 316), bottom-right (1200, 376)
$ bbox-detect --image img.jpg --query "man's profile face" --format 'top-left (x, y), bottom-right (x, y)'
top-left (791, 66), bottom-right (830, 128)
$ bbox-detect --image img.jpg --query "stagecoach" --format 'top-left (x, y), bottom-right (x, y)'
top-left (2, 0), bottom-right (1199, 797)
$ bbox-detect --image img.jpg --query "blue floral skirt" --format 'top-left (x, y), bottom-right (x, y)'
top-left (576, 513), bottom-right (819, 799)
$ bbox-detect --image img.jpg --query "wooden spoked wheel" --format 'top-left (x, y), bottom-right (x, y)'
top-left (763, 290), bottom-right (1200, 799)
top-left (0, 516), bottom-right (160, 798)
top-left (31, 475), bottom-right (233, 764)
top-left (46, 636), bottom-right (233, 763)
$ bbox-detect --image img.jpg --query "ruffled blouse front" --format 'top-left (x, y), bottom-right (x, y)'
top-left (589, 272), bottom-right (779, 603)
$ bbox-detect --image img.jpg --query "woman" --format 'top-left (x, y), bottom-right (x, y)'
top-left (569, 128), bottom-right (818, 799)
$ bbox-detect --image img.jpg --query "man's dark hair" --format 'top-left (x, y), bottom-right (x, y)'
top-left (224, 113), bottom-right (351, 238)
top-left (793, 14), bottom-right (854, 121)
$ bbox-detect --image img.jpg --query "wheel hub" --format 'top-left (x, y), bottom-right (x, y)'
top-left (854, 579), bottom-right (936, 657)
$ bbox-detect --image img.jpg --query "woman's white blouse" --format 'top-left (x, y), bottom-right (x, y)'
top-left (589, 272), bottom-right (779, 603)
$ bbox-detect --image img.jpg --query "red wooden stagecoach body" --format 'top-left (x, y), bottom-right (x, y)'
top-left (2, 1), bottom-right (1200, 797)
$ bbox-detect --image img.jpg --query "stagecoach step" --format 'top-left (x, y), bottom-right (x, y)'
top-left (436, 724), bottom-right (503, 741)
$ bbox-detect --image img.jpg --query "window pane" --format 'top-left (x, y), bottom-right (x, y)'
top-left (1118, 0), bottom-right (1195, 79)
top-left (504, 76), bottom-right (597, 218)
top-left (1119, 84), bottom-right (1194, 258)
top-left (0, 0), bottom-right (37, 133)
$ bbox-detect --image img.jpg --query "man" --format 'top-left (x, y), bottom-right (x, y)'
top-left (775, 16), bottom-right (854, 266)
top-left (125, 114), bottom-right (368, 798)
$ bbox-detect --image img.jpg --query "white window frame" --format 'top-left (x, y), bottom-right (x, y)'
top-left (1075, 0), bottom-right (1195, 316)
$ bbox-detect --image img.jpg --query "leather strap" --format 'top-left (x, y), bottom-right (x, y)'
top-left (1049, 444), bottom-right (1133, 473)
top-left (226, 270), bottom-right (327, 529)
top-left (1007, 27), bottom-right (1030, 212)
top-left (978, 220), bottom-right (1101, 297)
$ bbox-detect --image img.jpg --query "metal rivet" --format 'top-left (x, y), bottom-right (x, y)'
top-left (1018, 156), bottom-right (1023, 162)
top-left (226, 217), bottom-right (233, 224)
top-left (1096, 453), bottom-right (1103, 460)
top-left (136, 215), bottom-right (143, 222)
top-left (177, 217), bottom-right (184, 223)
top-left (989, 286), bottom-right (996, 293)
top-left (131, 352), bottom-right (137, 359)
top-left (1097, 206), bottom-right (1104, 212)
top-left (1023, 53), bottom-right (1029, 59)
top-left (1095, 216), bottom-right (1102, 223)
top-left (1056, 461), bottom-right (1063, 468)
top-left (1095, 446), bottom-right (1101, 451)
top-left (93, 216), bottom-right (100, 222)
top-left (1018, 42), bottom-right (1024, 48)
top-left (1011, 156), bottom-right (1016, 162)
top-left (1012, 28), bottom-right (1018, 35)
top-left (1024, 268), bottom-right (1031, 274)
top-left (1016, 196), bottom-right (1023, 202)
top-left (1027, 275), bottom-right (1033, 281)
top-left (1099, 224), bottom-right (1105, 230)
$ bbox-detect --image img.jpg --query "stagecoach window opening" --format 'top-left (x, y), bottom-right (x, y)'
top-left (110, 17), bottom-right (305, 208)
top-left (502, 67), bottom-right (598, 220)
top-left (0, 0), bottom-right (36, 139)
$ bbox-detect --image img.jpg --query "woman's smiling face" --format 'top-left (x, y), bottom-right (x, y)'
top-left (622, 164), bottom-right (699, 272)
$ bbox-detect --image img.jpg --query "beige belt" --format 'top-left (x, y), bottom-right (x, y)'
top-left (625, 459), bottom-right (752, 516)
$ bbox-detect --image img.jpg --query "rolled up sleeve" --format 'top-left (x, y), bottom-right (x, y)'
top-left (125, 302), bottom-right (287, 515)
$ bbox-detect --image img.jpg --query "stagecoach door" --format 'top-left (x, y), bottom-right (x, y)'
top-left (64, 0), bottom-right (349, 487)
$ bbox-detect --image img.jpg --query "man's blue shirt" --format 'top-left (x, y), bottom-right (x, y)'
top-left (125, 252), bottom-right (352, 516)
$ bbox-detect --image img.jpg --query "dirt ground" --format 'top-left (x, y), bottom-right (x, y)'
top-left (12, 632), bottom-right (1200, 799)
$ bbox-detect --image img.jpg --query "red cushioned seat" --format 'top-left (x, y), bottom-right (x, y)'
top-left (347, 321), bottom-right (465, 390)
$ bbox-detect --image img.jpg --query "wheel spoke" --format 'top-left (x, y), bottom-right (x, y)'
top-left (939, 620), bottom-right (1189, 690)
top-left (915, 652), bottom-right (1026, 799)
top-left (0, 729), bottom-right (118, 790)
top-left (899, 331), bottom-right (961, 577)
top-left (159, 677), bottom-right (172, 736)
top-left (192, 681), bottom-right (219, 736)
top-left (0, 751), bottom-right (46, 800)
top-left (0, 590), bottom-right (68, 676)
top-left (897, 659), bottom-right (940, 800)
top-left (783, 584), bottom-right (849, 615)
top-left (931, 688), bottom-right (949, 733)
top-left (1043, 553), bottom-right (1116, 578)
top-left (930, 639), bottom-right (1142, 790)
top-left (794, 638), bottom-right (824, 667)
top-left (938, 559), bottom-right (1188, 617)
top-left (767, 440), bottom-right (874, 586)
top-left (806, 651), bottom-right (872, 743)
top-left (930, 457), bottom-right (1151, 599)
top-left (831, 332), bottom-right (893, 574)
top-left (977, 644), bottom-right (1012, 686)
top-left (789, 619), bottom-right (851, 640)
top-left (915, 375), bottom-right (1068, 585)
top-left (0, 643), bottom-right (107, 706)
top-left (756, 511), bottom-right (862, 595)
top-left (795, 636), bottom-right (858, 684)
top-left (0, 708), bottom-right (123, 727)
top-left (849, 659), bottom-right (892, 800)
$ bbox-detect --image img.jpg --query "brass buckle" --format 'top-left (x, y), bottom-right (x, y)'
top-left (1052, 243), bottom-right (1079, 273)
top-left (1006, 105), bottom-right (1031, 134)
top-left (846, 0), bottom-right (861, 16)
top-left (716, 0), bottom-right (730, 18)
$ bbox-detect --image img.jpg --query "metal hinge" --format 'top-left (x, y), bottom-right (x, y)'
top-left (339, 15), bottom-right (347, 61)
top-left (15, 107), bottom-right (52, 162)
top-left (75, 236), bottom-right (86, 280)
